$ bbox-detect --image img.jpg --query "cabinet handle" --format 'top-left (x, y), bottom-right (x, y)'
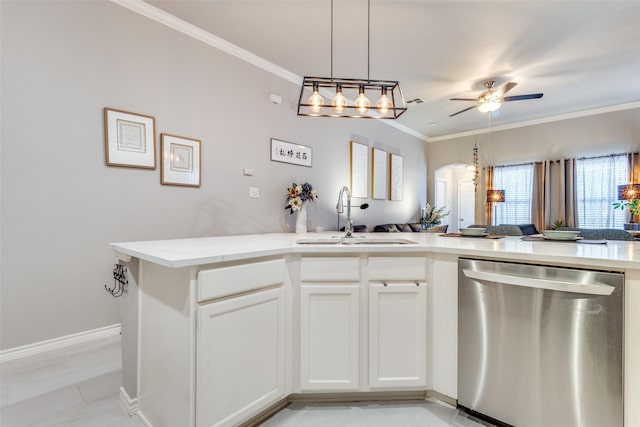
top-left (415, 282), bottom-right (420, 287)
top-left (383, 282), bottom-right (388, 287)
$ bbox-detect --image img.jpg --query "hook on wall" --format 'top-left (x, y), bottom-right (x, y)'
top-left (105, 264), bottom-right (127, 297)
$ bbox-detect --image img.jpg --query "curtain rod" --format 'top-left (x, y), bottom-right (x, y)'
top-left (485, 152), bottom-right (638, 168)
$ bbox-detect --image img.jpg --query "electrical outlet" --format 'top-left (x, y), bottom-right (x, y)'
top-left (249, 187), bottom-right (259, 198)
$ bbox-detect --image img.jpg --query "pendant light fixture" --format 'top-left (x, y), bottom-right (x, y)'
top-left (297, 0), bottom-right (407, 119)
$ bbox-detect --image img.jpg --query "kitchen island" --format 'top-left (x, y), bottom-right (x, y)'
top-left (112, 233), bottom-right (640, 427)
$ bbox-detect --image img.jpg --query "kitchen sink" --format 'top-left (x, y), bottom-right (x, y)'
top-left (296, 236), bottom-right (418, 245)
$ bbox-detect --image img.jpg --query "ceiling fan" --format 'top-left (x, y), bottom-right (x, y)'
top-left (449, 80), bottom-right (543, 117)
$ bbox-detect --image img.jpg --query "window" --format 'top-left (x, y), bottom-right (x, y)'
top-left (576, 154), bottom-right (628, 228)
top-left (492, 163), bottom-right (534, 225)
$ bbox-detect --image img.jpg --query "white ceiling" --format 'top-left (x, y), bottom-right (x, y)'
top-left (146, 0), bottom-right (640, 140)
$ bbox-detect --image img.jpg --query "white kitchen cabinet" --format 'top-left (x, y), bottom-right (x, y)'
top-left (299, 284), bottom-right (360, 391)
top-left (299, 257), bottom-right (361, 391)
top-left (196, 286), bottom-right (286, 427)
top-left (369, 282), bottom-right (427, 389)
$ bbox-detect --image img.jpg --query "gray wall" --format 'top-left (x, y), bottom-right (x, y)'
top-left (427, 109), bottom-right (640, 223)
top-left (0, 1), bottom-right (427, 350)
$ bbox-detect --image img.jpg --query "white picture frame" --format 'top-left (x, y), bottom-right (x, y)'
top-left (390, 153), bottom-right (403, 201)
top-left (161, 133), bottom-right (201, 187)
top-left (372, 148), bottom-right (388, 200)
top-left (350, 141), bottom-right (368, 198)
top-left (104, 108), bottom-right (156, 169)
top-left (270, 138), bottom-right (312, 167)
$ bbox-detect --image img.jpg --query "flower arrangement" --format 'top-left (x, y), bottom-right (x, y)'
top-left (285, 182), bottom-right (318, 214)
top-left (421, 202), bottom-right (450, 228)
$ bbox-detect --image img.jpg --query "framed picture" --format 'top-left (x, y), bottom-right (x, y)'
top-left (372, 148), bottom-right (388, 200)
top-left (390, 153), bottom-right (403, 201)
top-left (271, 138), bottom-right (312, 167)
top-left (161, 133), bottom-right (201, 187)
top-left (104, 108), bottom-right (156, 169)
top-left (350, 141), bottom-right (368, 198)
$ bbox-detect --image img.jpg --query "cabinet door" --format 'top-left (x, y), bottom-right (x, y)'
top-left (369, 282), bottom-right (427, 389)
top-left (300, 284), bottom-right (360, 391)
top-left (196, 287), bottom-right (285, 427)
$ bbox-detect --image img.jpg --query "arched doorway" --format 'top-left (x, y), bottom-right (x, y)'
top-left (434, 164), bottom-right (476, 232)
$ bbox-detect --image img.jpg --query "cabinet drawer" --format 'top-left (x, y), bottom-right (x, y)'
top-left (368, 257), bottom-right (426, 281)
top-left (300, 257), bottom-right (360, 282)
top-left (198, 259), bottom-right (285, 302)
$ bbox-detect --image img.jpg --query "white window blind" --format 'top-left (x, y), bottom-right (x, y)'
top-left (493, 163), bottom-right (534, 224)
top-left (576, 154), bottom-right (628, 228)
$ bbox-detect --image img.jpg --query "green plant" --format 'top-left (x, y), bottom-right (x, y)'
top-left (548, 219), bottom-right (566, 230)
top-left (613, 198), bottom-right (640, 220)
top-left (421, 202), bottom-right (450, 227)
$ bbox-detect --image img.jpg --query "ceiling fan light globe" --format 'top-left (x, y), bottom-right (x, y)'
top-left (478, 101), bottom-right (501, 113)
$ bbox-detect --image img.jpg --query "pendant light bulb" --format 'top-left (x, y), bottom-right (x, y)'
top-left (332, 84), bottom-right (348, 113)
top-left (308, 82), bottom-right (324, 113)
top-left (354, 85), bottom-right (370, 115)
top-left (376, 86), bottom-right (393, 114)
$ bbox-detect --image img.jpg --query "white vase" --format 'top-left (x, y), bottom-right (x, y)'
top-left (296, 204), bottom-right (308, 233)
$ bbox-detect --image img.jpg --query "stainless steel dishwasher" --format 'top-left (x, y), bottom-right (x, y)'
top-left (458, 258), bottom-right (623, 427)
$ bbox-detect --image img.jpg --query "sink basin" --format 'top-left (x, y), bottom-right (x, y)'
top-left (296, 236), bottom-right (418, 245)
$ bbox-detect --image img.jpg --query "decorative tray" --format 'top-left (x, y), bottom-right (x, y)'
top-left (521, 236), bottom-right (607, 244)
top-left (440, 233), bottom-right (505, 239)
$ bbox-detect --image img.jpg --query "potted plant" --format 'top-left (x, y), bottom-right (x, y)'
top-left (421, 202), bottom-right (450, 229)
top-left (613, 198), bottom-right (640, 230)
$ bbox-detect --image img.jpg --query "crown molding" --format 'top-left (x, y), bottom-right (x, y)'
top-left (110, 0), bottom-right (429, 142)
top-left (428, 102), bottom-right (640, 143)
top-left (110, 0), bottom-right (301, 85)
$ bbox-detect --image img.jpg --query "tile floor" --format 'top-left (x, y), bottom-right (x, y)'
top-left (262, 400), bottom-right (485, 427)
top-left (1, 334), bottom-right (484, 427)
top-left (0, 334), bottom-right (144, 427)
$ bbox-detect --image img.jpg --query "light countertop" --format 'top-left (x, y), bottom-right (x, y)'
top-left (111, 232), bottom-right (640, 270)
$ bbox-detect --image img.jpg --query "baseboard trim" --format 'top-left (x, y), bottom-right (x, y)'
top-left (119, 386), bottom-right (138, 416)
top-left (136, 410), bottom-right (153, 427)
top-left (0, 324), bottom-right (121, 363)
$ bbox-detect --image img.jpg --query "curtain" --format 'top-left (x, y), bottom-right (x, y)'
top-left (532, 161), bottom-right (549, 232)
top-left (576, 155), bottom-right (627, 228)
top-left (492, 163), bottom-right (534, 225)
top-left (564, 158), bottom-right (578, 227)
top-left (626, 152), bottom-right (639, 222)
top-left (484, 166), bottom-right (494, 225)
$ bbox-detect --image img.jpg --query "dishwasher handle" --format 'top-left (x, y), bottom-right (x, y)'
top-left (462, 269), bottom-right (615, 296)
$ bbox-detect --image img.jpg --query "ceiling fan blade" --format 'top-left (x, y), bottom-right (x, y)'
top-left (450, 97), bottom-right (478, 101)
top-left (449, 105), bottom-right (479, 117)
top-left (494, 81), bottom-right (518, 97)
top-left (503, 93), bottom-right (544, 102)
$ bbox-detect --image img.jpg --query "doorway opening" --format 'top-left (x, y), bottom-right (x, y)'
top-left (434, 164), bottom-right (476, 233)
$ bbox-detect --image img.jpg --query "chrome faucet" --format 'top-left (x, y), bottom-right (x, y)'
top-left (336, 186), bottom-right (353, 237)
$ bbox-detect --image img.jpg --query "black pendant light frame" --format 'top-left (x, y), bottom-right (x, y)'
top-left (297, 0), bottom-right (407, 119)
top-left (298, 77), bottom-right (407, 119)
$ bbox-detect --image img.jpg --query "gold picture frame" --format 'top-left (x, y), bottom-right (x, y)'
top-left (104, 108), bottom-right (156, 169)
top-left (161, 133), bottom-right (201, 187)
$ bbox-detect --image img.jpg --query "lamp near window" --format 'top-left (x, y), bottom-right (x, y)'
top-left (616, 184), bottom-right (640, 228)
top-left (618, 184), bottom-right (640, 201)
top-left (487, 189), bottom-right (505, 226)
